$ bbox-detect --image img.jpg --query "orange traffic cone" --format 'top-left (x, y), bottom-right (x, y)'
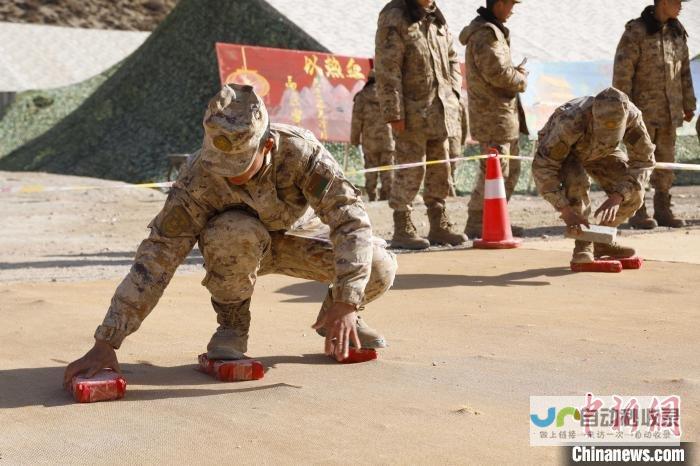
top-left (473, 149), bottom-right (521, 249)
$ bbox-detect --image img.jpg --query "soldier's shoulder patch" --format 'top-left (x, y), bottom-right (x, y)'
top-left (159, 205), bottom-right (193, 237)
top-left (307, 170), bottom-right (333, 200)
top-left (626, 126), bottom-right (644, 146)
top-left (550, 141), bottom-right (570, 160)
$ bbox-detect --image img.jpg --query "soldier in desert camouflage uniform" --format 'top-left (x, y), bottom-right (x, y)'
top-left (64, 84), bottom-right (397, 383)
top-left (374, 0), bottom-right (467, 250)
top-left (459, 0), bottom-right (528, 238)
top-left (350, 70), bottom-right (395, 202)
top-left (532, 88), bottom-right (656, 264)
top-left (614, 0), bottom-right (696, 228)
top-left (447, 99), bottom-right (468, 197)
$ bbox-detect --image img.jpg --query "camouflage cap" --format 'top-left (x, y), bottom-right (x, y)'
top-left (200, 84), bottom-right (269, 177)
top-left (592, 87), bottom-right (629, 146)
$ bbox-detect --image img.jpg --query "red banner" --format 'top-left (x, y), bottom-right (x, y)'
top-left (216, 43), bottom-right (372, 143)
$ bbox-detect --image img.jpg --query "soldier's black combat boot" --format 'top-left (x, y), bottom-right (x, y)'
top-left (367, 190), bottom-right (377, 202)
top-left (427, 204), bottom-right (468, 246)
top-left (206, 298), bottom-right (251, 360)
top-left (628, 203), bottom-right (658, 230)
top-left (314, 291), bottom-right (387, 348)
top-left (391, 210), bottom-right (430, 250)
top-left (654, 191), bottom-right (685, 228)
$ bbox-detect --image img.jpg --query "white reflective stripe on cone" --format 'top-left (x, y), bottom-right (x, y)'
top-left (484, 179), bottom-right (506, 200)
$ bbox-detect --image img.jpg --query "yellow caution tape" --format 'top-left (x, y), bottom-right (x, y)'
top-left (2, 155), bottom-right (699, 194)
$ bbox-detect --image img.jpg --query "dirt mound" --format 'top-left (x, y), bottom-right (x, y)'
top-left (0, 0), bottom-right (328, 183)
top-left (0, 0), bottom-right (178, 31)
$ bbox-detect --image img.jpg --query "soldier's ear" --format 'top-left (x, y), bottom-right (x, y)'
top-left (262, 137), bottom-right (275, 153)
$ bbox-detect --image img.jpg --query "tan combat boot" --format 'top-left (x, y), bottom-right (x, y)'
top-left (594, 242), bottom-right (636, 259)
top-left (571, 240), bottom-right (594, 264)
top-left (653, 191), bottom-right (685, 228)
top-left (427, 204), bottom-right (468, 246)
top-left (391, 210), bottom-right (430, 250)
top-left (206, 299), bottom-right (251, 360)
top-left (628, 203), bottom-right (658, 230)
top-left (315, 292), bottom-right (387, 348)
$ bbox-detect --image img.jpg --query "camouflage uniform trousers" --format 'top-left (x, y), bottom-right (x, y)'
top-left (560, 153), bottom-right (644, 227)
top-left (389, 129), bottom-right (451, 212)
top-left (198, 209), bottom-right (397, 339)
top-left (647, 125), bottom-right (676, 192)
top-left (364, 150), bottom-right (395, 200)
top-left (448, 136), bottom-right (462, 196)
top-left (467, 141), bottom-right (521, 226)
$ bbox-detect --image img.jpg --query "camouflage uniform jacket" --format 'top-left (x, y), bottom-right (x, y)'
top-left (533, 97), bottom-right (656, 210)
top-left (374, 0), bottom-right (462, 136)
top-left (95, 124), bottom-right (373, 348)
top-left (459, 13), bottom-right (527, 142)
top-left (350, 82), bottom-right (396, 153)
top-left (613, 10), bottom-right (696, 128)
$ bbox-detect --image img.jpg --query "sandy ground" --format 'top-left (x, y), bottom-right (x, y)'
top-left (1, 171), bottom-right (700, 465)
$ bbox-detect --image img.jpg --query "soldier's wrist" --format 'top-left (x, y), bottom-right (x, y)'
top-left (94, 325), bottom-right (126, 350)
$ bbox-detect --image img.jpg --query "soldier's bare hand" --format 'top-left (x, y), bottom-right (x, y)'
top-left (390, 120), bottom-right (406, 134)
top-left (594, 193), bottom-right (624, 224)
top-left (684, 110), bottom-right (695, 122)
top-left (560, 206), bottom-right (590, 233)
top-left (312, 302), bottom-right (360, 361)
top-left (63, 340), bottom-right (121, 389)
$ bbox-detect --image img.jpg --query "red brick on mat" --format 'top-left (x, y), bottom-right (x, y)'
top-left (70, 370), bottom-right (127, 403)
top-left (198, 353), bottom-right (265, 381)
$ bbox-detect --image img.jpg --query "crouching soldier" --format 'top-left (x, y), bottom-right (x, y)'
top-left (532, 88), bottom-right (656, 264)
top-left (64, 84), bottom-right (397, 384)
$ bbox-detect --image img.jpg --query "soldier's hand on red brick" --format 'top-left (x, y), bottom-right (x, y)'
top-left (312, 302), bottom-right (360, 362)
top-left (594, 193), bottom-right (624, 224)
top-left (390, 120), bottom-right (406, 134)
top-left (684, 110), bottom-right (695, 123)
top-left (63, 340), bottom-right (121, 389)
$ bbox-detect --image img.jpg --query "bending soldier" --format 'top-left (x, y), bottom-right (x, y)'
top-left (532, 88), bottom-right (655, 264)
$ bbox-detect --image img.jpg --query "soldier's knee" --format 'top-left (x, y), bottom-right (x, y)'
top-left (203, 273), bottom-right (255, 302)
top-left (200, 210), bottom-right (270, 257)
top-left (623, 189), bottom-right (644, 212)
top-left (368, 247), bottom-right (397, 298)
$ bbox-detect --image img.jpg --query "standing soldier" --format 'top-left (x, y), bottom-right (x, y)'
top-left (532, 88), bottom-right (655, 264)
top-left (374, 0), bottom-right (467, 249)
top-left (64, 84), bottom-right (398, 382)
top-left (459, 0), bottom-right (528, 239)
top-left (614, 0), bottom-right (696, 229)
top-left (350, 70), bottom-right (395, 202)
top-left (447, 98), bottom-right (469, 197)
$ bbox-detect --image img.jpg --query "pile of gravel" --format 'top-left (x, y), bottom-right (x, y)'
top-left (0, 0), bottom-right (328, 183)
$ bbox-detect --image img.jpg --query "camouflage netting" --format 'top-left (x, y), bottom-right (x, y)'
top-left (0, 0), bottom-right (698, 191)
top-left (0, 0), bottom-right (328, 182)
